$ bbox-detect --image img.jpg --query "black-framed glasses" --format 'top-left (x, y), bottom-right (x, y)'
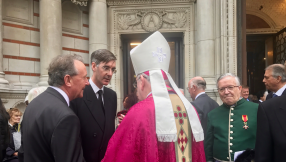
top-left (218, 86), bottom-right (239, 93)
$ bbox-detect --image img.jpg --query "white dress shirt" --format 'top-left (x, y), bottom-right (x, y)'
top-left (89, 79), bottom-right (104, 104)
top-left (274, 83), bottom-right (286, 96)
top-left (50, 86), bottom-right (70, 106)
top-left (195, 92), bottom-right (205, 100)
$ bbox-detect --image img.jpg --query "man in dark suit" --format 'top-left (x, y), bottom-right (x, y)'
top-left (255, 94), bottom-right (286, 162)
top-left (263, 64), bottom-right (286, 100)
top-left (19, 54), bottom-right (89, 162)
top-left (187, 76), bottom-right (219, 138)
top-left (70, 49), bottom-right (117, 162)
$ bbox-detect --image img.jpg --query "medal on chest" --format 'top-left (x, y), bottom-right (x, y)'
top-left (242, 115), bottom-right (249, 129)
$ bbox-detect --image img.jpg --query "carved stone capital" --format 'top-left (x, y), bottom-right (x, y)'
top-left (71, 0), bottom-right (88, 6)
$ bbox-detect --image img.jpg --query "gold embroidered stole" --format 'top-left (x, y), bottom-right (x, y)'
top-left (169, 94), bottom-right (192, 162)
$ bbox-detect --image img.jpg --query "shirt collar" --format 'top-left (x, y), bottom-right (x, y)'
top-left (274, 83), bottom-right (286, 96)
top-left (195, 92), bottom-right (205, 100)
top-left (50, 86), bottom-right (70, 106)
top-left (89, 79), bottom-right (104, 94)
top-left (259, 99), bottom-right (263, 102)
top-left (8, 122), bottom-right (13, 127)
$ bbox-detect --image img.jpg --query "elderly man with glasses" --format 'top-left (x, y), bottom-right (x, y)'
top-left (205, 73), bottom-right (258, 162)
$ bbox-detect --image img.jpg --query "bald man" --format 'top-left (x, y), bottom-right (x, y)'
top-left (187, 76), bottom-right (219, 138)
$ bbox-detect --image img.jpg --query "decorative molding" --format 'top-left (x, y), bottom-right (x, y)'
top-left (71, 0), bottom-right (88, 6)
top-left (246, 28), bottom-right (280, 34)
top-left (0, 93), bottom-right (27, 100)
top-left (246, 9), bottom-right (283, 30)
top-left (12, 100), bottom-right (26, 108)
top-left (117, 10), bottom-right (187, 32)
top-left (107, 0), bottom-right (195, 5)
top-left (3, 0), bottom-right (34, 25)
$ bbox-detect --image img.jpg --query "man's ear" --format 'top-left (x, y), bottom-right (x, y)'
top-left (64, 75), bottom-right (72, 87)
top-left (91, 62), bottom-right (97, 71)
top-left (140, 75), bottom-right (145, 91)
top-left (277, 76), bottom-right (282, 83)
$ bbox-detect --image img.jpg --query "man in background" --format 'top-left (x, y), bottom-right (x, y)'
top-left (241, 85), bottom-right (250, 101)
top-left (187, 76), bottom-right (219, 139)
top-left (263, 64), bottom-right (286, 100)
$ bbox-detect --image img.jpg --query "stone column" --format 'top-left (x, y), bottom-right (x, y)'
top-left (38, 0), bottom-right (62, 86)
top-left (89, 0), bottom-right (108, 75)
top-left (0, 0), bottom-right (9, 89)
top-left (196, 0), bottom-right (216, 89)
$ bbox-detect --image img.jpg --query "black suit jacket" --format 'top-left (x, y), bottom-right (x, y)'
top-left (266, 88), bottom-right (286, 100)
top-left (19, 87), bottom-right (84, 162)
top-left (255, 95), bottom-right (286, 162)
top-left (191, 93), bottom-right (219, 138)
top-left (70, 85), bottom-right (117, 162)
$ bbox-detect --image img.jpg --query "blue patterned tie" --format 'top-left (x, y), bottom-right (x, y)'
top-left (272, 94), bottom-right (277, 98)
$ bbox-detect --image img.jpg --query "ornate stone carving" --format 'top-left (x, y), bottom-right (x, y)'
top-left (107, 0), bottom-right (195, 5)
top-left (141, 11), bottom-right (163, 32)
top-left (71, 0), bottom-right (88, 6)
top-left (117, 10), bottom-right (187, 32)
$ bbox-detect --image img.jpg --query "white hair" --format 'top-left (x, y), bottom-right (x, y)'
top-left (25, 87), bottom-right (47, 103)
top-left (216, 73), bottom-right (241, 88)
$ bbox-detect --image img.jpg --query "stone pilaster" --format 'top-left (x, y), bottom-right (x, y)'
top-left (89, 0), bottom-right (108, 75)
top-left (196, 0), bottom-right (216, 90)
top-left (38, 0), bottom-right (62, 86)
top-left (0, 0), bottom-right (9, 89)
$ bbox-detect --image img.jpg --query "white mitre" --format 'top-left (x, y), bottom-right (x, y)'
top-left (130, 31), bottom-right (204, 142)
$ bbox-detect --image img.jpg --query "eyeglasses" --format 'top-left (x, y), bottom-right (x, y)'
top-left (218, 86), bottom-right (239, 93)
top-left (186, 87), bottom-right (190, 90)
top-left (101, 65), bottom-right (117, 74)
top-left (133, 75), bottom-right (146, 88)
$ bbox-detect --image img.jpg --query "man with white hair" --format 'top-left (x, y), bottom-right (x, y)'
top-left (102, 32), bottom-right (205, 162)
top-left (205, 73), bottom-right (258, 162)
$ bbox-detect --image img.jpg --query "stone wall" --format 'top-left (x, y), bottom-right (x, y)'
top-left (0, 0), bottom-right (89, 111)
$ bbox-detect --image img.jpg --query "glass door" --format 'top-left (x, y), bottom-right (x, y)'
top-left (122, 33), bottom-right (184, 97)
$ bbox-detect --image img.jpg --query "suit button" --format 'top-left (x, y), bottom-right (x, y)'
top-left (93, 133), bottom-right (97, 137)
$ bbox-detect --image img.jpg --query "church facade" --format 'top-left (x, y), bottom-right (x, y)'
top-left (0, 0), bottom-right (284, 112)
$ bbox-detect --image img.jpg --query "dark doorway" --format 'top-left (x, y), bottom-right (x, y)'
top-left (121, 32), bottom-right (184, 97)
top-left (246, 34), bottom-right (274, 96)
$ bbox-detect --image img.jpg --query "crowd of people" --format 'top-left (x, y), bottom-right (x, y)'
top-left (0, 31), bottom-right (285, 162)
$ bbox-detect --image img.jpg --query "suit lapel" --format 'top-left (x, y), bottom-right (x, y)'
top-left (274, 97), bottom-right (286, 137)
top-left (84, 85), bottom-right (105, 131)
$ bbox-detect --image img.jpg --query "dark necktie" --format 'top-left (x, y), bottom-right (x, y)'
top-left (98, 90), bottom-right (105, 114)
top-left (272, 93), bottom-right (277, 98)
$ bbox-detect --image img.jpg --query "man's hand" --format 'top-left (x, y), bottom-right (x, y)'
top-left (117, 114), bottom-right (125, 126)
top-left (13, 152), bottom-right (18, 156)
